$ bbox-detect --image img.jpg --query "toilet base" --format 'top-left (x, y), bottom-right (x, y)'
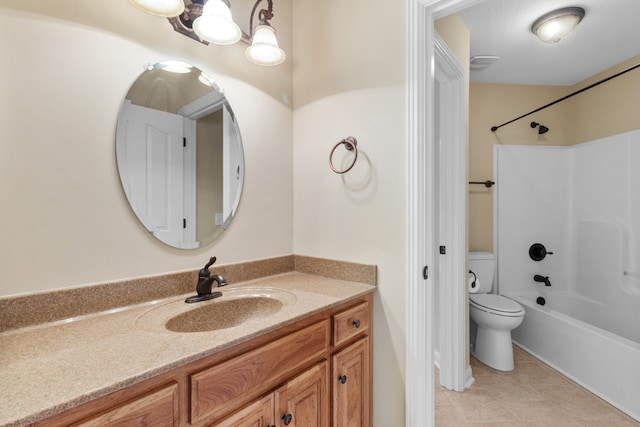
top-left (473, 326), bottom-right (515, 371)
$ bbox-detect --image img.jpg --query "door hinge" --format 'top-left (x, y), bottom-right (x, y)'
top-left (423, 265), bottom-right (428, 280)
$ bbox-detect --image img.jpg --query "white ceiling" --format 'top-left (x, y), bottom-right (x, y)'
top-left (458, 0), bottom-right (640, 85)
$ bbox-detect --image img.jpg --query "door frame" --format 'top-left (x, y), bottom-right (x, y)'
top-left (405, 0), bottom-right (484, 425)
top-left (178, 91), bottom-right (227, 248)
top-left (434, 33), bottom-right (471, 392)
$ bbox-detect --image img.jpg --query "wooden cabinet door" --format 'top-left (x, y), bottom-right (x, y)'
top-left (275, 362), bottom-right (329, 427)
top-left (213, 393), bottom-right (275, 427)
top-left (332, 338), bottom-right (370, 427)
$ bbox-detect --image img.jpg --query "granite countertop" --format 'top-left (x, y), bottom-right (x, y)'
top-left (0, 272), bottom-right (375, 427)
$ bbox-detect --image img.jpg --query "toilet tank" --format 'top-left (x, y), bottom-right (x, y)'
top-left (469, 252), bottom-right (495, 293)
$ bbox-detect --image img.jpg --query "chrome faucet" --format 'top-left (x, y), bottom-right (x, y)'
top-left (534, 274), bottom-right (551, 286)
top-left (186, 256), bottom-right (228, 303)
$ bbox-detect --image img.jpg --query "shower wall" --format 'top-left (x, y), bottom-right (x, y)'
top-left (495, 129), bottom-right (640, 309)
top-left (494, 145), bottom-right (571, 294)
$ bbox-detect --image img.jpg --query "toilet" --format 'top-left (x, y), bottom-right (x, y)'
top-left (469, 252), bottom-right (525, 371)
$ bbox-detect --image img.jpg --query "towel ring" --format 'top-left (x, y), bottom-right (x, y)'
top-left (329, 136), bottom-right (358, 174)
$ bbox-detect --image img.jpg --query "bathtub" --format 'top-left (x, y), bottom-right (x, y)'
top-left (507, 291), bottom-right (640, 422)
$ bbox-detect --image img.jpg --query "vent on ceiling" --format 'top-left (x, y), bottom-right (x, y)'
top-left (470, 55), bottom-right (500, 70)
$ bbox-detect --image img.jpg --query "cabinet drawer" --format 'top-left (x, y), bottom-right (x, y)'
top-left (332, 302), bottom-right (370, 347)
top-left (212, 393), bottom-right (275, 427)
top-left (190, 319), bottom-right (330, 423)
top-left (76, 383), bottom-right (178, 427)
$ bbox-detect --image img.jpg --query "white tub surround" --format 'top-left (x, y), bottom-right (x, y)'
top-left (495, 129), bottom-right (640, 421)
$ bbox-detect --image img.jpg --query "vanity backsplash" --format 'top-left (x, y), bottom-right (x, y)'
top-left (0, 255), bottom-right (376, 332)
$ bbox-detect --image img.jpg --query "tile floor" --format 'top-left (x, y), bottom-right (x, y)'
top-left (436, 346), bottom-right (640, 426)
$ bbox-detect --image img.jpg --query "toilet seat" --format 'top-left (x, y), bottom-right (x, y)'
top-left (470, 294), bottom-right (524, 317)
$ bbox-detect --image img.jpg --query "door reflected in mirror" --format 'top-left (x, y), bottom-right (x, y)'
top-left (116, 61), bottom-right (244, 249)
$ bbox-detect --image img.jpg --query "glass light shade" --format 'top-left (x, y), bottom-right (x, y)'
top-left (128, 0), bottom-right (184, 17)
top-left (245, 25), bottom-right (286, 66)
top-left (193, 0), bottom-right (242, 45)
top-left (532, 7), bottom-right (585, 43)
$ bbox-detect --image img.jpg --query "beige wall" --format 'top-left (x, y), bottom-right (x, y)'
top-left (0, 3), bottom-right (293, 296)
top-left (436, 14), bottom-right (471, 72)
top-left (468, 55), bottom-right (640, 251)
top-left (567, 55), bottom-right (640, 145)
top-left (292, 0), bottom-right (404, 108)
top-left (292, 0), bottom-right (406, 425)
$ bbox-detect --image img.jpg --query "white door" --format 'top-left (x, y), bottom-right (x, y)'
top-left (116, 100), bottom-right (185, 246)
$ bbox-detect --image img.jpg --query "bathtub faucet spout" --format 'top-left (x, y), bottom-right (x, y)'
top-left (534, 274), bottom-right (551, 286)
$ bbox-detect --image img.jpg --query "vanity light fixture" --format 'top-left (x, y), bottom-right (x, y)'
top-left (531, 6), bottom-right (585, 43)
top-left (129, 0), bottom-right (185, 17)
top-left (192, 0), bottom-right (242, 45)
top-left (130, 0), bottom-right (285, 66)
top-left (245, 24), bottom-right (285, 66)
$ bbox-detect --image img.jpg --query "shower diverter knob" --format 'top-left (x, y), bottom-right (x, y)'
top-left (529, 243), bottom-right (553, 261)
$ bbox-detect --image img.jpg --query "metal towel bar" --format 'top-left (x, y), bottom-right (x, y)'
top-left (469, 180), bottom-right (495, 188)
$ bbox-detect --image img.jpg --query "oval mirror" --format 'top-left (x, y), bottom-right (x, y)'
top-left (115, 61), bottom-right (244, 249)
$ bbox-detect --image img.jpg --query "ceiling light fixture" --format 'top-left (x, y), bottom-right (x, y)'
top-left (129, 0), bottom-right (285, 66)
top-left (531, 6), bottom-right (585, 44)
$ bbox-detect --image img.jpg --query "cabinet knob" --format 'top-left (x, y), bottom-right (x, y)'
top-left (339, 374), bottom-right (347, 384)
top-left (352, 319), bottom-right (361, 328)
top-left (282, 413), bottom-right (293, 425)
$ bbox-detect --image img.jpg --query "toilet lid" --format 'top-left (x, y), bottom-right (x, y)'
top-left (470, 294), bottom-right (523, 314)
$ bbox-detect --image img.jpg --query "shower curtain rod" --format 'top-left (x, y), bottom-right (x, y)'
top-left (490, 62), bottom-right (640, 132)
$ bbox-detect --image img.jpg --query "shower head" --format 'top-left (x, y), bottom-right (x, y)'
top-left (530, 122), bottom-right (549, 134)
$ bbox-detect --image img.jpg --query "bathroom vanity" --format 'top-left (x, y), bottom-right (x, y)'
top-left (35, 295), bottom-right (371, 427)
top-left (0, 257), bottom-right (375, 427)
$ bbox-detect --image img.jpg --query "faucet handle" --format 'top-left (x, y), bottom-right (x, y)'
top-left (204, 256), bottom-right (217, 270)
top-left (199, 256), bottom-right (217, 277)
